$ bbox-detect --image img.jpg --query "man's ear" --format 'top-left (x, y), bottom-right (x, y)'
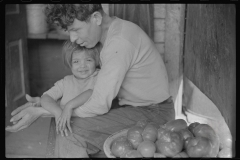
top-left (92, 11), bottom-right (102, 26)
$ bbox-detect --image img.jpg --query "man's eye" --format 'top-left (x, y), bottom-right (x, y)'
top-left (73, 61), bottom-right (78, 63)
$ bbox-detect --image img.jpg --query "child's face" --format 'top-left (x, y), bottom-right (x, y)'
top-left (71, 51), bottom-right (96, 79)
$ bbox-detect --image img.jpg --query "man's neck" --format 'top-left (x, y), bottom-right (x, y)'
top-left (100, 14), bottom-right (114, 45)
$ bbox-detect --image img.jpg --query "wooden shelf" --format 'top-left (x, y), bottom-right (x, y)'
top-left (28, 33), bottom-right (47, 39)
top-left (28, 30), bottom-right (69, 40)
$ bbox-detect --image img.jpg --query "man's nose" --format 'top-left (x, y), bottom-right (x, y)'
top-left (69, 32), bottom-right (78, 43)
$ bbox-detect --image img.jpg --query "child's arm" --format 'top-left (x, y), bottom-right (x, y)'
top-left (57, 89), bottom-right (93, 133)
top-left (41, 94), bottom-right (62, 116)
top-left (41, 94), bottom-right (68, 135)
top-left (40, 94), bottom-right (62, 121)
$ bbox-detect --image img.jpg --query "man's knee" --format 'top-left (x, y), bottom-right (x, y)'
top-left (55, 133), bottom-right (89, 158)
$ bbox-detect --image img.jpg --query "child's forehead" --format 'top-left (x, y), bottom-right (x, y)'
top-left (72, 50), bottom-right (93, 58)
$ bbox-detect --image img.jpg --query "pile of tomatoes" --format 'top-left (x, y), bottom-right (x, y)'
top-left (110, 119), bottom-right (221, 158)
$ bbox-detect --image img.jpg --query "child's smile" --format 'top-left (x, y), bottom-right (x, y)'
top-left (71, 51), bottom-right (96, 79)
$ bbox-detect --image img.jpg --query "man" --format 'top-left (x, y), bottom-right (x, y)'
top-left (6, 4), bottom-right (175, 157)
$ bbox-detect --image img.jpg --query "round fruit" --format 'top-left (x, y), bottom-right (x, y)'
top-left (190, 124), bottom-right (220, 157)
top-left (147, 122), bottom-right (160, 129)
top-left (120, 150), bottom-right (143, 158)
top-left (179, 128), bottom-right (194, 149)
top-left (142, 123), bottom-right (158, 142)
top-left (157, 126), bottom-right (166, 140)
top-left (156, 130), bottom-right (184, 157)
top-left (136, 119), bottom-right (149, 128)
top-left (163, 119), bottom-right (188, 132)
top-left (137, 140), bottom-right (156, 157)
top-left (180, 128), bottom-right (194, 141)
top-left (153, 153), bottom-right (167, 158)
top-left (188, 122), bottom-right (200, 134)
top-left (185, 136), bottom-right (211, 157)
top-left (127, 126), bottom-right (144, 149)
top-left (111, 136), bottom-right (133, 157)
top-left (173, 151), bottom-right (189, 158)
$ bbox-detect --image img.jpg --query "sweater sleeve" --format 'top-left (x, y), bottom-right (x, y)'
top-left (74, 38), bottom-right (134, 117)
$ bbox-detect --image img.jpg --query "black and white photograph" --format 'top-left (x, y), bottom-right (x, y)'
top-left (5, 3), bottom-right (236, 158)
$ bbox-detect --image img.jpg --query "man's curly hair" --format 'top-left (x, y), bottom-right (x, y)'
top-left (45, 4), bottom-right (103, 30)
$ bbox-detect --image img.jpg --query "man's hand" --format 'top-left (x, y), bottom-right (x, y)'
top-left (5, 94), bottom-right (41, 132)
top-left (11, 94), bottom-right (41, 117)
top-left (5, 106), bottom-right (42, 132)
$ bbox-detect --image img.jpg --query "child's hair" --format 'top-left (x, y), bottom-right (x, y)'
top-left (62, 40), bottom-right (101, 69)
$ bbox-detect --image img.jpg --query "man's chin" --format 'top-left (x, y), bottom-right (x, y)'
top-left (85, 45), bottom-right (91, 48)
top-left (85, 44), bottom-right (96, 49)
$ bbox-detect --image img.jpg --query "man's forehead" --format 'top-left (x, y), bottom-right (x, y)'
top-left (67, 24), bottom-right (74, 31)
top-left (67, 19), bottom-right (77, 31)
top-left (67, 18), bottom-right (88, 31)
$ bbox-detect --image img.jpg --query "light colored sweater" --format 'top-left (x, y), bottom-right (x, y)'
top-left (74, 17), bottom-right (170, 117)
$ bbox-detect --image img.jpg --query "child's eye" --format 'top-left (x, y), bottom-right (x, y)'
top-left (73, 60), bottom-right (78, 63)
top-left (87, 59), bottom-right (92, 62)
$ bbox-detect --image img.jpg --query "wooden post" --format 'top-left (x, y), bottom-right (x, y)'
top-left (164, 4), bottom-right (186, 118)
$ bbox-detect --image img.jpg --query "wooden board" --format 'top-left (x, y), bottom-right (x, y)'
top-left (184, 4), bottom-right (235, 150)
top-left (28, 39), bottom-right (72, 97)
top-left (5, 4), bottom-right (30, 129)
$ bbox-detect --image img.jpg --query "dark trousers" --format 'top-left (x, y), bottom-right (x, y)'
top-left (54, 97), bottom-right (175, 158)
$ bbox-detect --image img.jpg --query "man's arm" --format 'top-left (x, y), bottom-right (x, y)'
top-left (5, 94), bottom-right (80, 133)
top-left (41, 106), bottom-right (79, 117)
top-left (65, 89), bottom-right (93, 110)
top-left (74, 39), bottom-right (133, 117)
top-left (5, 105), bottom-right (52, 132)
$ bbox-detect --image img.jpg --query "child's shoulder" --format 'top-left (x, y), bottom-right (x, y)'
top-left (62, 75), bottom-right (75, 82)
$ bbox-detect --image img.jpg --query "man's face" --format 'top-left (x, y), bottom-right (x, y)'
top-left (67, 14), bottom-right (101, 49)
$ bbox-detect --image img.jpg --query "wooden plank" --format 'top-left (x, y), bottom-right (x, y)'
top-left (165, 4), bottom-right (185, 116)
top-left (154, 4), bottom-right (166, 18)
top-left (6, 117), bottom-right (51, 157)
top-left (5, 4), bottom-right (30, 128)
top-left (28, 39), bottom-right (72, 96)
top-left (46, 118), bottom-right (56, 158)
top-left (184, 4), bottom-right (235, 152)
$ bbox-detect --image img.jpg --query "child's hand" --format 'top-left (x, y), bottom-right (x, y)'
top-left (57, 106), bottom-right (73, 134)
top-left (54, 113), bottom-right (61, 135)
top-left (57, 123), bottom-right (69, 137)
top-left (55, 112), bottom-right (68, 137)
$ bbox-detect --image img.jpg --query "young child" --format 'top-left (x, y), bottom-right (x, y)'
top-left (40, 40), bottom-right (101, 136)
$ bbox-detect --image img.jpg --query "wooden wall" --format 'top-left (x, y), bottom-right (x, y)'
top-left (184, 4), bottom-right (236, 150)
top-left (28, 39), bottom-right (71, 97)
top-left (5, 4), bottom-right (30, 130)
top-left (164, 4), bottom-right (185, 116)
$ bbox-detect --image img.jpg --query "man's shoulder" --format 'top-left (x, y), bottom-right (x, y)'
top-left (109, 17), bottom-right (140, 39)
top-left (107, 17), bottom-right (142, 48)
